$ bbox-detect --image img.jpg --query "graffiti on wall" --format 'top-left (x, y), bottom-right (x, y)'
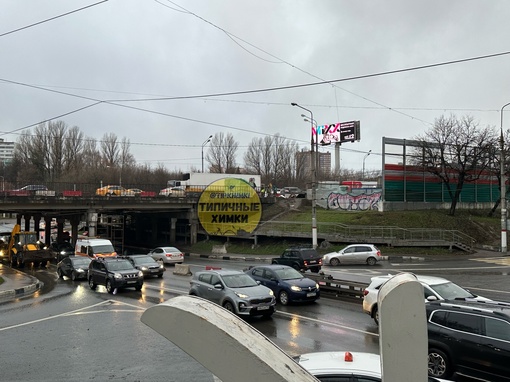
top-left (319, 189), bottom-right (382, 211)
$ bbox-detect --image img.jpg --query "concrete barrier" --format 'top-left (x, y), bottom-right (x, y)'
top-left (212, 244), bottom-right (227, 254)
top-left (173, 264), bottom-right (192, 276)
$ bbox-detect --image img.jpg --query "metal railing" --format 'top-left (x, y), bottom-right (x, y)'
top-left (255, 220), bottom-right (476, 249)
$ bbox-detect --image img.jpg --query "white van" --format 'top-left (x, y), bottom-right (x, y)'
top-left (75, 238), bottom-right (116, 258)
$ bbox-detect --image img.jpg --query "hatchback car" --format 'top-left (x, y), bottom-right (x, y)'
top-left (245, 264), bottom-right (320, 305)
top-left (148, 246), bottom-right (184, 264)
top-left (363, 274), bottom-right (491, 325)
top-left (88, 257), bottom-right (143, 294)
top-left (122, 254), bottom-right (165, 278)
top-left (427, 300), bottom-right (510, 381)
top-left (189, 269), bottom-right (276, 317)
top-left (57, 256), bottom-right (91, 280)
top-left (296, 350), bottom-right (450, 382)
top-left (323, 244), bottom-right (381, 266)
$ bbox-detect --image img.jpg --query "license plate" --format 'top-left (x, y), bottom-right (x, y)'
top-left (309, 260), bottom-right (317, 264)
top-left (151, 269), bottom-right (159, 273)
top-left (257, 306), bottom-right (270, 310)
top-left (307, 292), bottom-right (316, 297)
top-left (127, 281), bottom-right (136, 284)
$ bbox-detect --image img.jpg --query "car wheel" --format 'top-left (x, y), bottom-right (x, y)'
top-left (292, 263), bottom-right (300, 271)
top-left (88, 277), bottom-right (97, 290)
top-left (57, 268), bottom-right (64, 279)
top-left (71, 271), bottom-right (77, 281)
top-left (330, 258), bottom-right (340, 266)
top-left (106, 280), bottom-right (114, 294)
top-left (367, 257), bottom-right (377, 266)
top-left (223, 301), bottom-right (235, 313)
top-left (428, 348), bottom-right (452, 379)
top-left (279, 291), bottom-right (290, 305)
top-left (373, 306), bottom-right (379, 325)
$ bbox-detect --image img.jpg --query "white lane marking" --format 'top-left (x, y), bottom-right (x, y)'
top-left (275, 311), bottom-right (379, 337)
top-left (0, 299), bottom-right (145, 332)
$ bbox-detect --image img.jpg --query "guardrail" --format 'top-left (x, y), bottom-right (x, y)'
top-left (304, 273), bottom-right (367, 301)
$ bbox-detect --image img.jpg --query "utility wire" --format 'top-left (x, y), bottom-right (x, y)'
top-left (0, 0), bottom-right (110, 38)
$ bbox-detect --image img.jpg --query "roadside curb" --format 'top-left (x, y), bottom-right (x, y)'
top-left (0, 268), bottom-right (44, 301)
top-left (187, 253), bottom-right (425, 263)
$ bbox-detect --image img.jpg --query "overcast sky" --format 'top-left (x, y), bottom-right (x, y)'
top-left (2, 0), bottom-right (510, 175)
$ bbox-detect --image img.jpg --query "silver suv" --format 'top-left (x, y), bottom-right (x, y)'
top-left (362, 274), bottom-right (491, 325)
top-left (189, 269), bottom-right (276, 317)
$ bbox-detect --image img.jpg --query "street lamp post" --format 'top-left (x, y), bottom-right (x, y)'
top-left (292, 102), bottom-right (318, 248)
top-left (363, 150), bottom-right (372, 180)
top-left (302, 115), bottom-right (320, 181)
top-left (500, 102), bottom-right (510, 253)
top-left (202, 135), bottom-right (213, 173)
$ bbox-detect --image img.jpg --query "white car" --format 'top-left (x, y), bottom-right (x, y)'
top-left (323, 244), bottom-right (381, 266)
top-left (362, 274), bottom-right (492, 325)
top-left (148, 246), bottom-right (184, 264)
top-left (159, 187), bottom-right (185, 197)
top-left (295, 350), bottom-right (451, 381)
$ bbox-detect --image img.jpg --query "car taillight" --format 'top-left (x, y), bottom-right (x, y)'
top-left (363, 289), bottom-right (369, 296)
top-left (303, 260), bottom-right (308, 266)
top-left (377, 251), bottom-right (381, 257)
top-left (318, 259), bottom-right (322, 265)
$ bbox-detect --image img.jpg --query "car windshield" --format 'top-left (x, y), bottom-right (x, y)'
top-left (92, 245), bottom-right (115, 254)
top-left (133, 256), bottom-right (155, 264)
top-left (274, 267), bottom-right (303, 280)
top-left (222, 274), bottom-right (258, 288)
top-left (430, 281), bottom-right (475, 299)
top-left (107, 261), bottom-right (133, 271)
top-left (71, 258), bottom-right (91, 266)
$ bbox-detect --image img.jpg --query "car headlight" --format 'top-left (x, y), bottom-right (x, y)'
top-left (114, 272), bottom-right (122, 279)
top-left (138, 271), bottom-right (144, 278)
top-left (141, 266), bottom-right (148, 271)
top-left (159, 264), bottom-right (164, 269)
top-left (235, 292), bottom-right (249, 298)
top-left (60, 250), bottom-right (66, 255)
top-left (316, 283), bottom-right (319, 289)
top-left (76, 268), bottom-right (85, 273)
top-left (268, 290), bottom-right (274, 296)
top-left (290, 285), bottom-right (302, 292)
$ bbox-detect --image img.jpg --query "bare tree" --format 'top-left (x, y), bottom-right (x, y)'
top-left (206, 132), bottom-right (239, 173)
top-left (101, 133), bottom-right (120, 166)
top-left (414, 114), bottom-right (496, 216)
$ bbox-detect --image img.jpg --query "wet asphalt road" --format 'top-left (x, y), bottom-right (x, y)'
top-left (1, 254), bottom-right (509, 381)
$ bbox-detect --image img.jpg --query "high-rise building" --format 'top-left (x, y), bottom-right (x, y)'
top-left (0, 139), bottom-right (15, 164)
top-left (296, 149), bottom-right (331, 179)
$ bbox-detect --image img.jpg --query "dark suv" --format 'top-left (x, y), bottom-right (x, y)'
top-left (426, 300), bottom-right (510, 381)
top-left (88, 257), bottom-right (144, 294)
top-left (271, 247), bottom-right (322, 273)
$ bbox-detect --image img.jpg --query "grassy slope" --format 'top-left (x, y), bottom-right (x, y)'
top-left (188, 199), bottom-right (502, 256)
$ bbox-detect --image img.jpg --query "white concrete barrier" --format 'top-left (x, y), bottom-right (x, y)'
top-left (173, 264), bottom-right (191, 276)
top-left (212, 244), bottom-right (227, 254)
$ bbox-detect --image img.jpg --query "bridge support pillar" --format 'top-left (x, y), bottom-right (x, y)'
top-left (43, 216), bottom-right (51, 245)
top-left (87, 210), bottom-right (98, 238)
top-left (170, 218), bottom-right (177, 243)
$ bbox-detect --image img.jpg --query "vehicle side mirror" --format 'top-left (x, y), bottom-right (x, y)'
top-left (214, 283), bottom-right (223, 290)
top-left (426, 296), bottom-right (438, 301)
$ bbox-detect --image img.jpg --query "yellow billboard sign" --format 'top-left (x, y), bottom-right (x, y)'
top-left (197, 178), bottom-right (262, 236)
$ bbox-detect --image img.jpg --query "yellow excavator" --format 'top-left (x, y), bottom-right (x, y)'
top-left (3, 224), bottom-right (53, 268)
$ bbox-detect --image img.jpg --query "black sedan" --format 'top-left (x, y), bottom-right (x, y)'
top-left (56, 256), bottom-right (91, 281)
top-left (245, 264), bottom-right (320, 305)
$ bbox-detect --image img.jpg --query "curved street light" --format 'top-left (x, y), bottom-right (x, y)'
top-left (202, 135), bottom-right (213, 173)
top-left (363, 150), bottom-right (372, 180)
top-left (500, 102), bottom-right (510, 253)
top-left (291, 102), bottom-right (318, 248)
